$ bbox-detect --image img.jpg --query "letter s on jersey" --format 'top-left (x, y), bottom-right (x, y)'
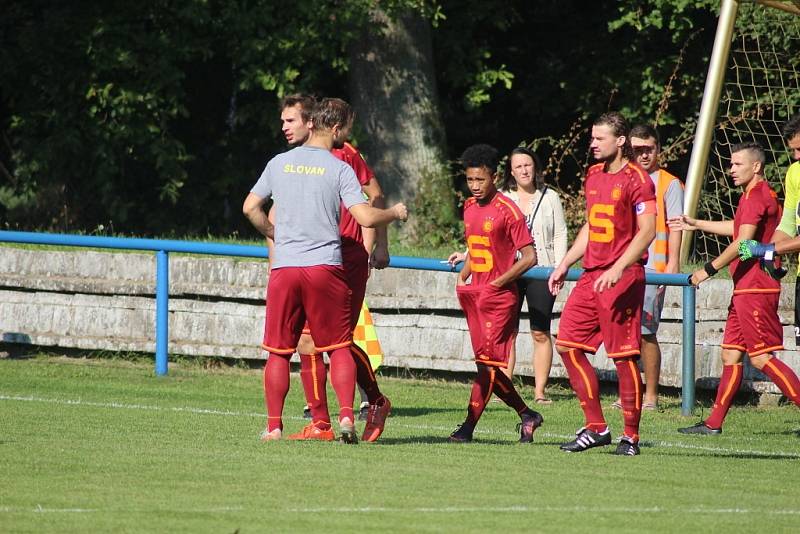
top-left (467, 235), bottom-right (494, 272)
top-left (588, 203), bottom-right (615, 243)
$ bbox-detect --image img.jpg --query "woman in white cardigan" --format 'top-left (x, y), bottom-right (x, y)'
top-left (501, 147), bottom-right (568, 403)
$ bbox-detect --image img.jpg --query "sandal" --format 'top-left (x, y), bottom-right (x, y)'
top-left (642, 402), bottom-right (658, 411)
top-left (610, 399), bottom-right (622, 409)
top-left (534, 397), bottom-right (553, 405)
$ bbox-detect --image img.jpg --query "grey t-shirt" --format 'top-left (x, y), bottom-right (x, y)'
top-left (251, 146), bottom-right (367, 268)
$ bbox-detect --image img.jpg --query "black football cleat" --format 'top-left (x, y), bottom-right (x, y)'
top-left (614, 436), bottom-right (640, 456)
top-left (678, 421), bottom-right (722, 435)
top-left (358, 401), bottom-right (370, 422)
top-left (517, 409), bottom-right (544, 443)
top-left (448, 423), bottom-right (474, 443)
top-left (560, 427), bottom-right (612, 452)
top-left (302, 405), bottom-right (312, 420)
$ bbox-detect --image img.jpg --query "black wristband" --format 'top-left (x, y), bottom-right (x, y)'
top-left (704, 261), bottom-right (718, 277)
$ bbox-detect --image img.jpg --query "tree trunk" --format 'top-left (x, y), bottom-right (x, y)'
top-left (348, 8), bottom-right (448, 209)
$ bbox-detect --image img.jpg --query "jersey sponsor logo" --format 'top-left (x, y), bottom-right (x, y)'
top-left (283, 164), bottom-right (325, 175)
top-left (635, 201), bottom-right (646, 215)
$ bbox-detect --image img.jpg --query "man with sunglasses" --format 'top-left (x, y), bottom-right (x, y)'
top-left (623, 124), bottom-right (683, 411)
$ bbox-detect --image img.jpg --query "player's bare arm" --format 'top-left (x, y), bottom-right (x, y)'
top-left (549, 223), bottom-right (589, 295)
top-left (265, 205), bottom-right (276, 273)
top-left (490, 244), bottom-right (536, 288)
top-left (667, 214), bottom-right (734, 236)
top-left (243, 192), bottom-right (274, 240)
top-left (457, 255), bottom-right (472, 286)
top-left (361, 178), bottom-right (390, 269)
top-left (349, 202), bottom-right (408, 227)
top-left (594, 209), bottom-right (656, 293)
top-left (691, 223), bottom-right (757, 286)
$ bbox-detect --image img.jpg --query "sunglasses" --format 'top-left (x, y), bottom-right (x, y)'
top-left (633, 145), bottom-right (656, 156)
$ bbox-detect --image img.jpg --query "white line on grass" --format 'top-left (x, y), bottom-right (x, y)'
top-left (286, 505), bottom-right (800, 515)
top-left (1, 505), bottom-right (797, 516)
top-left (3, 393), bottom-right (797, 459)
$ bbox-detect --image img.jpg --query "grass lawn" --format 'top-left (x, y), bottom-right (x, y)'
top-left (1, 355), bottom-right (798, 533)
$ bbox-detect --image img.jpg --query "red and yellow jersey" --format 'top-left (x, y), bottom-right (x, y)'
top-left (583, 161), bottom-right (656, 271)
top-left (463, 192), bottom-right (534, 287)
top-left (332, 142), bottom-right (375, 256)
top-left (731, 180), bottom-right (781, 293)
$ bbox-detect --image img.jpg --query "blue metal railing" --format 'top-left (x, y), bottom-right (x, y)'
top-left (0, 230), bottom-right (697, 415)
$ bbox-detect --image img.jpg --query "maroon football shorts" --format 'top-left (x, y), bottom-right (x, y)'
top-left (721, 291), bottom-right (783, 357)
top-left (555, 264), bottom-right (645, 358)
top-left (263, 265), bottom-right (352, 355)
top-left (456, 283), bottom-right (519, 367)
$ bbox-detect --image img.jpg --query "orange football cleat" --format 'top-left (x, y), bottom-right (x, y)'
top-left (287, 423), bottom-right (335, 441)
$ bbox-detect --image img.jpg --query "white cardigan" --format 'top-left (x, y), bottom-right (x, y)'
top-left (502, 187), bottom-right (568, 268)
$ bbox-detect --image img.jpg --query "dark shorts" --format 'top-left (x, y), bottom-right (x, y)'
top-left (457, 283), bottom-right (519, 367)
top-left (263, 265), bottom-right (352, 355)
top-left (516, 277), bottom-right (557, 333)
top-left (721, 291), bottom-right (783, 357)
top-left (555, 264), bottom-right (645, 358)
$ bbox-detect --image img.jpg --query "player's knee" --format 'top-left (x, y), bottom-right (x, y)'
top-left (532, 330), bottom-right (551, 344)
top-left (749, 353), bottom-right (772, 370)
top-left (297, 334), bottom-right (315, 355)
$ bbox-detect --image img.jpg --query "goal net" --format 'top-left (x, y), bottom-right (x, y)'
top-left (691, 2), bottom-right (800, 261)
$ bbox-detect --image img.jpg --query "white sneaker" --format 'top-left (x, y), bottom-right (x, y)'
top-left (259, 428), bottom-right (282, 442)
top-left (339, 417), bottom-right (358, 444)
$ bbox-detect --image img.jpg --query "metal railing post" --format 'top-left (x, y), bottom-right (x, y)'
top-left (681, 284), bottom-right (697, 415)
top-left (155, 250), bottom-right (169, 376)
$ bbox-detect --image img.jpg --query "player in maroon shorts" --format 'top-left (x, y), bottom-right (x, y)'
top-left (448, 144), bottom-right (544, 444)
top-left (272, 95), bottom-right (392, 442)
top-left (669, 142), bottom-right (800, 435)
top-left (244, 98), bottom-right (407, 443)
top-left (548, 112), bottom-right (656, 456)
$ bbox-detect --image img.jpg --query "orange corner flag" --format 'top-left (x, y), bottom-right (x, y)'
top-left (353, 301), bottom-right (383, 370)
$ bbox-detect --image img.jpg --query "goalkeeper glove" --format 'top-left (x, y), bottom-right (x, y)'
top-left (738, 240), bottom-right (774, 261)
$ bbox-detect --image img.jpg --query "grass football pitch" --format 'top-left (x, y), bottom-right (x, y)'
top-left (1, 355), bottom-right (798, 533)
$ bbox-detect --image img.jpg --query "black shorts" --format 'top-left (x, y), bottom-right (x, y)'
top-left (516, 278), bottom-right (557, 333)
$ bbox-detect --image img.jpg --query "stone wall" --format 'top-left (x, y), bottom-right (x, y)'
top-left (1, 247), bottom-right (797, 394)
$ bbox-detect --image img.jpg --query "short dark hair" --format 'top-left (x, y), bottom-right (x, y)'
top-left (731, 141), bottom-right (766, 167)
top-left (595, 111), bottom-right (633, 159)
top-left (783, 113), bottom-right (800, 142)
top-left (311, 97), bottom-right (354, 131)
top-left (281, 94), bottom-right (316, 122)
top-left (630, 124), bottom-right (660, 146)
top-left (460, 144), bottom-right (499, 173)
top-left (502, 146), bottom-right (544, 191)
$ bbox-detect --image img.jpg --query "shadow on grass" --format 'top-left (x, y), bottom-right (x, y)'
top-left (372, 435), bottom-right (551, 446)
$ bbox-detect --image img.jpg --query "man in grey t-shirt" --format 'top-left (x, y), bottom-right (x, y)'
top-left (243, 98), bottom-right (407, 443)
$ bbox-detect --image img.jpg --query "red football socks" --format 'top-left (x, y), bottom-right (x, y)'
top-left (492, 368), bottom-right (529, 414)
top-left (615, 357), bottom-right (643, 441)
top-left (328, 346), bottom-right (357, 423)
top-left (299, 353), bottom-right (331, 429)
top-left (351, 343), bottom-right (383, 404)
top-left (464, 364), bottom-right (495, 427)
top-left (705, 363), bottom-right (743, 429)
top-left (560, 349), bottom-right (607, 433)
top-left (761, 357), bottom-right (800, 407)
top-left (263, 353), bottom-right (291, 432)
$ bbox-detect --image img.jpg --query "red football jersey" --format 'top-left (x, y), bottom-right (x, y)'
top-left (463, 192), bottom-right (534, 287)
top-left (731, 179), bottom-right (781, 292)
top-left (332, 142), bottom-right (374, 252)
top-left (583, 161), bottom-right (656, 270)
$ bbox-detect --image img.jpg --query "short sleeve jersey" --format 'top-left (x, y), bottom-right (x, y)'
top-left (776, 161), bottom-right (800, 264)
top-left (731, 179), bottom-right (781, 292)
top-left (463, 192), bottom-right (534, 287)
top-left (583, 161), bottom-right (656, 270)
top-left (332, 142), bottom-right (374, 251)
top-left (250, 146), bottom-right (366, 269)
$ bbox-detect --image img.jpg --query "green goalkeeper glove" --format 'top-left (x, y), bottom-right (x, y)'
top-left (738, 240), bottom-right (774, 261)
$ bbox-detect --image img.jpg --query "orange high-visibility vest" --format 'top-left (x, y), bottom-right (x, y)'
top-left (651, 169), bottom-right (683, 273)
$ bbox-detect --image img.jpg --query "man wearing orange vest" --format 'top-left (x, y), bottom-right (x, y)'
top-left (626, 124), bottom-right (683, 409)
